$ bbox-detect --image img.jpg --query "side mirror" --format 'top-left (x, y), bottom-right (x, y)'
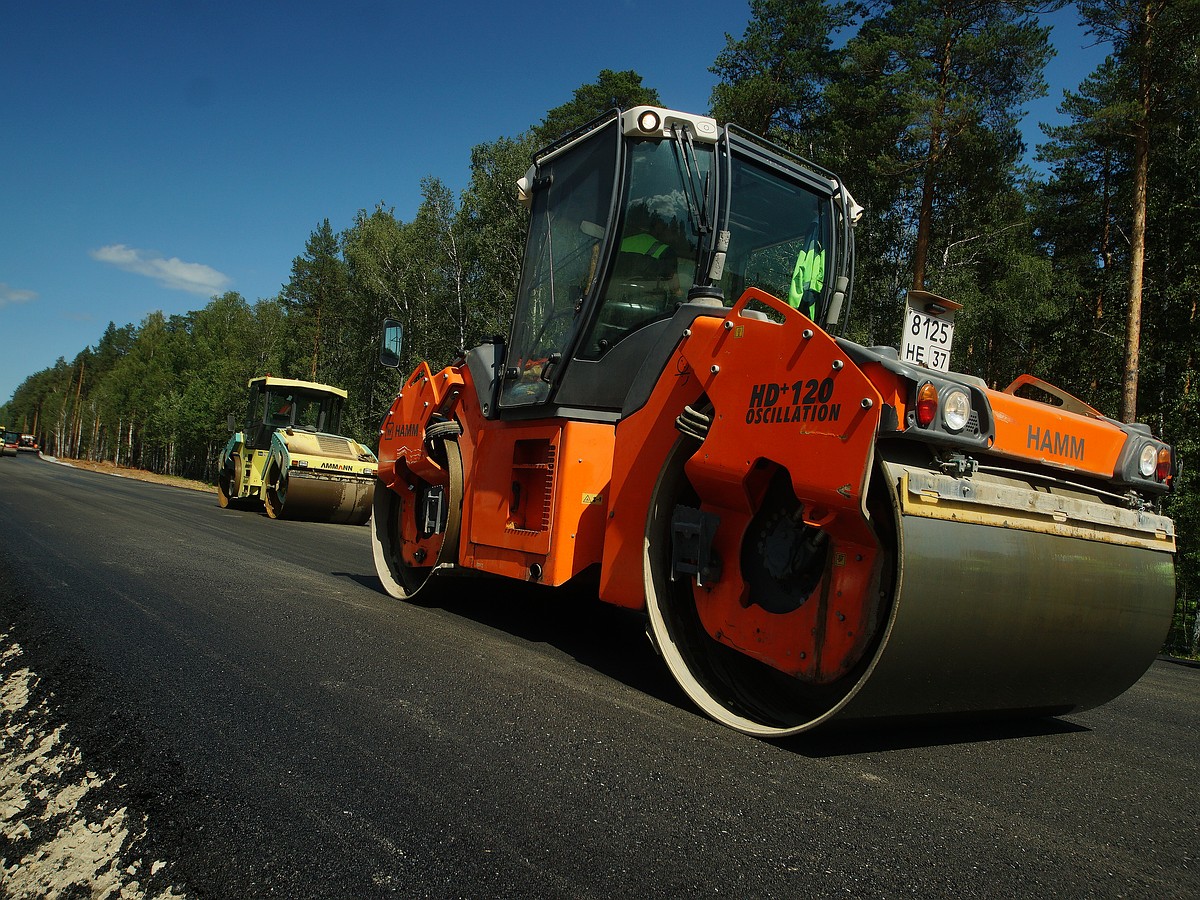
top-left (227, 413), bottom-right (237, 432)
top-left (380, 318), bottom-right (403, 368)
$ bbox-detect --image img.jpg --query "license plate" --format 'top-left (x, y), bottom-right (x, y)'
top-left (900, 303), bottom-right (955, 371)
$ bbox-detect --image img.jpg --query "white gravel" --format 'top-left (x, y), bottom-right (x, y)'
top-left (0, 637), bottom-right (185, 899)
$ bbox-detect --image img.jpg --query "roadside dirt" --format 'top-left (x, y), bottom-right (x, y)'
top-left (48, 458), bottom-right (216, 495)
top-left (0, 629), bottom-right (187, 900)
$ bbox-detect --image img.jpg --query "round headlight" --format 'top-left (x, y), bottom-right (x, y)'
top-left (637, 110), bottom-right (661, 132)
top-left (1138, 443), bottom-right (1157, 477)
top-left (942, 389), bottom-right (972, 433)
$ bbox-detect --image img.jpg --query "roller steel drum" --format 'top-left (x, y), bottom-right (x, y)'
top-left (646, 450), bottom-right (1176, 737)
top-left (266, 471), bottom-right (374, 525)
top-left (833, 516), bottom-right (1174, 724)
top-left (831, 460), bottom-right (1175, 723)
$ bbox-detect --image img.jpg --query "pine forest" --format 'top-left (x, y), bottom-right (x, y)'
top-left (2, 1), bottom-right (1197, 652)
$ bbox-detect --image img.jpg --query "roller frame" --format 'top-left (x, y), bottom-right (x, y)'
top-left (371, 438), bottom-right (464, 600)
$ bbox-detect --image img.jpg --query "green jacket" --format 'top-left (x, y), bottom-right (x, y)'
top-left (788, 234), bottom-right (824, 317)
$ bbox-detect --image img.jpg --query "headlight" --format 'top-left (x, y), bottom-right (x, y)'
top-left (1138, 443), bottom-right (1157, 478)
top-left (637, 110), bottom-right (661, 132)
top-left (942, 389), bottom-right (972, 433)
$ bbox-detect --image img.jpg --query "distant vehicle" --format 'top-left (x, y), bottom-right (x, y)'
top-left (218, 376), bottom-right (377, 524)
top-left (17, 434), bottom-right (38, 452)
top-left (1, 431), bottom-right (18, 457)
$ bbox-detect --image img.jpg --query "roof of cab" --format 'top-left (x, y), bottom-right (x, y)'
top-left (246, 376), bottom-right (349, 400)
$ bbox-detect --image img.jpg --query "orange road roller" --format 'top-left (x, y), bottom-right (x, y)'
top-left (371, 107), bottom-right (1176, 736)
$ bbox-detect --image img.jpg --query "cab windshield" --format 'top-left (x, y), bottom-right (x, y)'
top-left (579, 139), bottom-right (710, 359)
top-left (582, 136), bottom-right (831, 359)
top-left (263, 388), bottom-right (342, 433)
top-left (501, 119), bottom-right (620, 407)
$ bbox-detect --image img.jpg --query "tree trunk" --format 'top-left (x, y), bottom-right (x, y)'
top-left (311, 304), bottom-right (322, 380)
top-left (1120, 2), bottom-right (1156, 423)
top-left (911, 164), bottom-right (938, 292)
top-left (90, 410), bottom-right (100, 461)
top-left (911, 30), bottom-right (952, 292)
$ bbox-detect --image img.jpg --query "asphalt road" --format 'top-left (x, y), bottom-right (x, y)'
top-left (1, 451), bottom-right (1197, 898)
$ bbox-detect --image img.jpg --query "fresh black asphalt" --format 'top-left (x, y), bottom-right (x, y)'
top-left (1, 452), bottom-right (1196, 898)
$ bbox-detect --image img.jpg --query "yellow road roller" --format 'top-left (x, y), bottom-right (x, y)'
top-left (219, 376), bottom-right (376, 525)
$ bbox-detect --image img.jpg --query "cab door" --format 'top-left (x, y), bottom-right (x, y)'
top-left (499, 118), bottom-right (620, 409)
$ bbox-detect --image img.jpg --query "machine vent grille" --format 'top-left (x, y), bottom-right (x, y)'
top-left (317, 434), bottom-right (350, 455)
top-left (508, 439), bottom-right (556, 533)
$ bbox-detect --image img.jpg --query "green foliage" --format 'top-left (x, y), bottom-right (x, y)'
top-left (1033, 58), bottom-right (1133, 412)
top-left (4, 294), bottom-right (288, 478)
top-left (6, 37), bottom-right (1200, 648)
top-left (709, 0), bottom-right (855, 139)
top-left (1164, 388), bottom-right (1200, 654)
top-left (280, 219), bottom-right (350, 382)
top-left (828, 0), bottom-right (1057, 327)
top-left (457, 133), bottom-right (538, 341)
top-left (1028, 1), bottom-right (1200, 629)
top-left (536, 69), bottom-right (660, 141)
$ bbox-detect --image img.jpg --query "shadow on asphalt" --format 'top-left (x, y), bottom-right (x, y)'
top-left (331, 570), bottom-right (386, 592)
top-left (777, 715), bottom-right (1089, 758)
top-left (1159, 654), bottom-right (1200, 669)
top-left (367, 571), bottom-right (690, 711)
top-left (341, 568), bottom-right (1100, 753)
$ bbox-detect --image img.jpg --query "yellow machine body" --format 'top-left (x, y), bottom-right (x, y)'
top-left (219, 377), bottom-right (376, 525)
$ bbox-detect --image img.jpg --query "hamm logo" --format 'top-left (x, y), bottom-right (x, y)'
top-left (1027, 425), bottom-right (1084, 461)
top-left (385, 422), bottom-right (420, 439)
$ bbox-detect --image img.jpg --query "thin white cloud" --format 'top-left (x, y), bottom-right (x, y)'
top-left (0, 282), bottom-right (38, 308)
top-left (90, 244), bottom-right (231, 296)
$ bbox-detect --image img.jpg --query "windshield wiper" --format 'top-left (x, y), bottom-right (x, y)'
top-left (671, 124), bottom-right (726, 300)
top-left (671, 124), bottom-right (711, 242)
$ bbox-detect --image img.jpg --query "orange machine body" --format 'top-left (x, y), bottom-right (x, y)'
top-left (375, 287), bottom-right (1165, 686)
top-left (378, 362), bottom-right (614, 589)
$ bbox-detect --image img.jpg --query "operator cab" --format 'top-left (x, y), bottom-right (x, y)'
top-left (242, 377), bottom-right (347, 450)
top-left (377, 107), bottom-right (860, 421)
top-left (499, 106), bottom-right (859, 417)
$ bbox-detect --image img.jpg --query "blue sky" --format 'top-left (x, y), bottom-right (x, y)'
top-left (1, 1), bottom-right (1106, 405)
